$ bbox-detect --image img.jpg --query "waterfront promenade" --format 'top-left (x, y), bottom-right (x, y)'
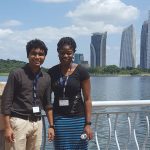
top-left (1, 82), bottom-right (150, 149)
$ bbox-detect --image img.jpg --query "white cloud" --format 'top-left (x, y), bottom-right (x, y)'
top-left (33, 0), bottom-right (71, 3)
top-left (67, 0), bottom-right (139, 33)
top-left (0, 29), bottom-right (13, 37)
top-left (0, 0), bottom-right (140, 67)
top-left (0, 26), bottom-right (89, 66)
top-left (1, 20), bottom-right (22, 27)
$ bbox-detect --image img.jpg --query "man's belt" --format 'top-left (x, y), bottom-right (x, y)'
top-left (11, 112), bottom-right (41, 122)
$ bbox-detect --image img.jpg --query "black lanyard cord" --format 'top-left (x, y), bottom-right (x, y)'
top-left (33, 72), bottom-right (41, 106)
top-left (59, 64), bottom-right (72, 98)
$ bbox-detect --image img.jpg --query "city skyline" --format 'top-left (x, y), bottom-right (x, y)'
top-left (0, 0), bottom-right (150, 67)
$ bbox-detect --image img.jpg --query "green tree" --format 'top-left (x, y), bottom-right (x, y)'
top-left (102, 65), bottom-right (120, 74)
top-left (130, 69), bottom-right (141, 75)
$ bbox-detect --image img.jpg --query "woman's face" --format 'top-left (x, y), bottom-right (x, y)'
top-left (58, 44), bottom-right (74, 65)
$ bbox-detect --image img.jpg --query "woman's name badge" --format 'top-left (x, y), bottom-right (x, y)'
top-left (32, 106), bottom-right (40, 113)
top-left (59, 99), bottom-right (69, 106)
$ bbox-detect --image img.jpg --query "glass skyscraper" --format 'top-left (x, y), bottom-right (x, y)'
top-left (90, 32), bottom-right (107, 68)
top-left (120, 25), bottom-right (136, 68)
top-left (140, 11), bottom-right (150, 69)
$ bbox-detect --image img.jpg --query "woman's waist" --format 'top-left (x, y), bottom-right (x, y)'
top-left (54, 94), bottom-right (82, 100)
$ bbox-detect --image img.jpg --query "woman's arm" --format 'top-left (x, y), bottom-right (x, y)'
top-left (81, 78), bottom-right (93, 140)
top-left (46, 109), bottom-right (55, 141)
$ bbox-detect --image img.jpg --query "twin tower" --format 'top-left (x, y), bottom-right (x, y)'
top-left (90, 26), bottom-right (135, 69)
top-left (90, 11), bottom-right (150, 69)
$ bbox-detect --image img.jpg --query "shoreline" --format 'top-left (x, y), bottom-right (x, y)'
top-left (1, 73), bottom-right (150, 77)
top-left (90, 73), bottom-right (150, 77)
top-left (0, 73), bottom-right (9, 76)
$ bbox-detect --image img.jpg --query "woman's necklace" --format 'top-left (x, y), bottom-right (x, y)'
top-left (60, 63), bottom-right (73, 76)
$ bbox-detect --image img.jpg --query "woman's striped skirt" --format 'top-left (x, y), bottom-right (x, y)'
top-left (54, 115), bottom-right (88, 150)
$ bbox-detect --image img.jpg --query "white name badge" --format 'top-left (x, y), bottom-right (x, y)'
top-left (59, 100), bottom-right (69, 106)
top-left (32, 106), bottom-right (40, 113)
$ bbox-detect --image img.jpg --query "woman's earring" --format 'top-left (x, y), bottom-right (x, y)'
top-left (72, 55), bottom-right (74, 62)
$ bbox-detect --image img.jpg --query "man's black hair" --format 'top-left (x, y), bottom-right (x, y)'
top-left (57, 37), bottom-right (76, 53)
top-left (26, 39), bottom-right (48, 57)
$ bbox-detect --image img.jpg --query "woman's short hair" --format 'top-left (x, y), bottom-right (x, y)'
top-left (26, 39), bottom-right (48, 57)
top-left (57, 37), bottom-right (76, 53)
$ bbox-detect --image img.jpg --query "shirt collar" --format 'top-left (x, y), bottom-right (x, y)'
top-left (24, 63), bottom-right (43, 77)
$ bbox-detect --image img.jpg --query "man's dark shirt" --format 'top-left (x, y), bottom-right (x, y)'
top-left (1, 64), bottom-right (52, 116)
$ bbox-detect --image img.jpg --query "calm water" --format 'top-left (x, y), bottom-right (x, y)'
top-left (1, 75), bottom-right (150, 101)
top-left (1, 76), bottom-right (150, 149)
top-left (0, 76), bottom-right (8, 82)
top-left (91, 76), bottom-right (150, 101)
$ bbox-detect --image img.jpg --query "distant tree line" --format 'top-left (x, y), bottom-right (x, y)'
top-left (1, 59), bottom-right (150, 75)
top-left (88, 65), bottom-right (150, 75)
top-left (0, 59), bottom-right (48, 73)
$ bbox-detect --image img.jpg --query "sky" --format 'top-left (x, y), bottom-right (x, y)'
top-left (0, 0), bottom-right (150, 68)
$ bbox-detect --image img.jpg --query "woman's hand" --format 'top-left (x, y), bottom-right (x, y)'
top-left (84, 125), bottom-right (93, 140)
top-left (48, 127), bottom-right (55, 142)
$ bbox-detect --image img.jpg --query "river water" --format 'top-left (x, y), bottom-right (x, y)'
top-left (1, 76), bottom-right (150, 149)
top-left (1, 76), bottom-right (150, 101)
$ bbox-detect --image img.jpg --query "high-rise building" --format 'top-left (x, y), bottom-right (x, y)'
top-left (80, 61), bottom-right (89, 68)
top-left (120, 25), bottom-right (136, 68)
top-left (90, 32), bottom-right (107, 68)
top-left (74, 53), bottom-right (84, 64)
top-left (74, 53), bottom-right (89, 68)
top-left (140, 11), bottom-right (150, 69)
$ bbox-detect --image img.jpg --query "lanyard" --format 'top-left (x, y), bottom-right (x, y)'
top-left (33, 72), bottom-right (41, 105)
top-left (63, 76), bottom-right (69, 98)
top-left (60, 75), bottom-right (69, 98)
top-left (59, 63), bottom-right (72, 98)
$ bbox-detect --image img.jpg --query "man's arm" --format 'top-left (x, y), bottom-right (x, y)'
top-left (1, 71), bottom-right (15, 142)
top-left (1, 71), bottom-right (15, 115)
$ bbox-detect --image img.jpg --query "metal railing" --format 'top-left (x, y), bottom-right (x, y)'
top-left (92, 100), bottom-right (150, 150)
top-left (41, 100), bottom-right (150, 150)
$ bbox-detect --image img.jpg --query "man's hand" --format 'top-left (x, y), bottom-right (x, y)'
top-left (5, 127), bottom-right (15, 143)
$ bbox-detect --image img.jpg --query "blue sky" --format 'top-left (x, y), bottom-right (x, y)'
top-left (0, 0), bottom-right (150, 68)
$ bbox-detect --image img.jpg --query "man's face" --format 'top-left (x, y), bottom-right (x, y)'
top-left (28, 48), bottom-right (45, 69)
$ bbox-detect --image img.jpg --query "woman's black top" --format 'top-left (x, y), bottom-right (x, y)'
top-left (48, 64), bottom-right (90, 116)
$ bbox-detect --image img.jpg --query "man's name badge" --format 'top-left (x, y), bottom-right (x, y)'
top-left (59, 99), bottom-right (69, 106)
top-left (32, 106), bottom-right (40, 113)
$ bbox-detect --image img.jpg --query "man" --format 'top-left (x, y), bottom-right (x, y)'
top-left (1, 39), bottom-right (54, 150)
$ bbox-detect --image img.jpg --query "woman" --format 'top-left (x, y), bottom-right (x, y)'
top-left (48, 37), bottom-right (93, 150)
